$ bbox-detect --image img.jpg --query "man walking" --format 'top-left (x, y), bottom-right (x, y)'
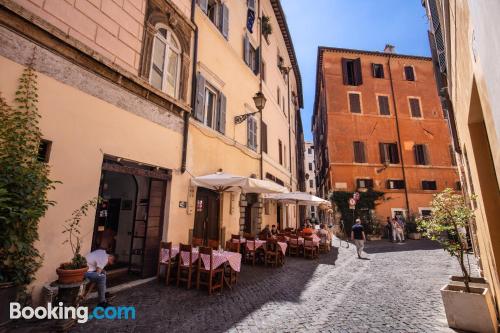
top-left (385, 216), bottom-right (392, 242)
top-left (351, 218), bottom-right (366, 259)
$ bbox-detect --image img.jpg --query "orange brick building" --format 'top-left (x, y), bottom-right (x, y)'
top-left (312, 46), bottom-right (460, 222)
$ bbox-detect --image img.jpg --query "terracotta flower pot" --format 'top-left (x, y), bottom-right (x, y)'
top-left (56, 265), bottom-right (88, 284)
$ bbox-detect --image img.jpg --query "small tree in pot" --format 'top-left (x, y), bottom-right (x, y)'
top-left (416, 188), bottom-right (498, 332)
top-left (56, 198), bottom-right (100, 284)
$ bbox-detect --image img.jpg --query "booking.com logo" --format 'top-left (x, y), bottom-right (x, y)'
top-left (10, 302), bottom-right (136, 323)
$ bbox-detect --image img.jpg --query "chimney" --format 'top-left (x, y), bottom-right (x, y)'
top-left (384, 44), bottom-right (396, 54)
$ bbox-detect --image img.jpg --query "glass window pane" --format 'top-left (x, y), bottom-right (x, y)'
top-left (165, 49), bottom-right (179, 97)
top-left (151, 37), bottom-right (166, 90)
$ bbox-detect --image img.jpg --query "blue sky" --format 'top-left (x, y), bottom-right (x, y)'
top-left (281, 0), bottom-right (431, 141)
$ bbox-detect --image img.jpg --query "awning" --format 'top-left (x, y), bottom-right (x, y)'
top-left (266, 192), bottom-right (331, 207)
top-left (191, 172), bottom-right (289, 194)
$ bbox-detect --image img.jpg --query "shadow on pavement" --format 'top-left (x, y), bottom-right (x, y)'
top-left (363, 239), bottom-right (443, 254)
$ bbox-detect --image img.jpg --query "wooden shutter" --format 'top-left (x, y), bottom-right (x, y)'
top-left (409, 98), bottom-right (421, 117)
top-left (378, 96), bottom-right (390, 115)
top-left (389, 144), bottom-right (400, 164)
top-left (353, 141), bottom-right (365, 163)
top-left (379, 143), bottom-right (387, 164)
top-left (349, 93), bottom-right (361, 113)
top-left (278, 140), bottom-right (283, 164)
top-left (413, 144), bottom-right (419, 164)
top-left (405, 66), bottom-right (415, 81)
top-left (254, 47), bottom-right (260, 75)
top-left (262, 121), bottom-right (268, 153)
top-left (423, 144), bottom-right (429, 165)
top-left (243, 35), bottom-right (250, 65)
top-left (221, 4), bottom-right (229, 39)
top-left (194, 73), bottom-right (205, 121)
top-left (198, 0), bottom-right (208, 13)
top-left (359, 142), bottom-right (366, 162)
top-left (449, 145), bottom-right (457, 166)
top-left (341, 58), bottom-right (348, 85)
top-left (216, 92), bottom-right (226, 134)
top-left (354, 58), bottom-right (363, 85)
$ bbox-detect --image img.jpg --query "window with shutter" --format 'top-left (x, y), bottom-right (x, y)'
top-left (387, 179), bottom-right (405, 189)
top-left (341, 58), bottom-right (362, 86)
top-left (414, 144), bottom-right (429, 165)
top-left (378, 95), bottom-right (390, 115)
top-left (194, 73), bottom-right (206, 121)
top-left (262, 121), bottom-right (268, 153)
top-left (372, 63), bottom-right (384, 78)
top-left (357, 179), bottom-right (373, 189)
top-left (380, 143), bottom-right (399, 164)
top-left (221, 4), bottom-right (229, 39)
top-left (247, 116), bottom-right (257, 150)
top-left (422, 181), bottom-right (437, 190)
top-left (353, 141), bottom-right (366, 163)
top-left (409, 98), bottom-right (422, 118)
top-left (243, 34), bottom-right (250, 65)
top-left (216, 93), bottom-right (226, 134)
top-left (348, 93), bottom-right (361, 113)
top-left (404, 66), bottom-right (415, 81)
top-left (308, 163), bottom-right (312, 171)
top-left (247, 0), bottom-right (255, 10)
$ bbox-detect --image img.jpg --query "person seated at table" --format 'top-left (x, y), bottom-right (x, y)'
top-left (271, 225), bottom-right (278, 236)
top-left (302, 223), bottom-right (314, 235)
top-left (259, 225), bottom-right (272, 239)
top-left (84, 249), bottom-right (116, 308)
top-left (318, 224), bottom-right (331, 243)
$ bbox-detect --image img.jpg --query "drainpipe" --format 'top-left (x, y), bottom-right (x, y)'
top-left (387, 54), bottom-right (411, 216)
top-left (258, 0), bottom-right (264, 180)
top-left (286, 68), bottom-right (293, 189)
top-left (181, 0), bottom-right (199, 173)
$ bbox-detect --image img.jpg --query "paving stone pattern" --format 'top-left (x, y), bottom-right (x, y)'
top-left (13, 240), bottom-right (465, 333)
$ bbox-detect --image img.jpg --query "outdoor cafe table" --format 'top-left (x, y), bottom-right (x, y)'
top-left (232, 238), bottom-right (287, 255)
top-left (162, 246), bottom-right (242, 272)
top-left (285, 234), bottom-right (321, 247)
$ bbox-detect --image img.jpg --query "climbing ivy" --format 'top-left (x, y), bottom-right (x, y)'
top-left (0, 62), bottom-right (57, 288)
top-left (330, 190), bottom-right (385, 235)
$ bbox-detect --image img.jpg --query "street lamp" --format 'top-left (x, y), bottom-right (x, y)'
top-left (234, 92), bottom-right (267, 124)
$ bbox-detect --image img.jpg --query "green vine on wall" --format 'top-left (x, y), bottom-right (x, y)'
top-left (330, 190), bottom-right (385, 235)
top-left (0, 59), bottom-right (57, 288)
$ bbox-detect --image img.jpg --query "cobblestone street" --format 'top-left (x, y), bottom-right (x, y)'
top-left (67, 239), bottom-right (460, 333)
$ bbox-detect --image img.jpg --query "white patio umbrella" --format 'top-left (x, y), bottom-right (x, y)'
top-left (190, 172), bottom-right (288, 242)
top-left (266, 192), bottom-right (331, 229)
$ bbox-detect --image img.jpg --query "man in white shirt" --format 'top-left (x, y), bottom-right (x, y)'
top-left (84, 249), bottom-right (115, 307)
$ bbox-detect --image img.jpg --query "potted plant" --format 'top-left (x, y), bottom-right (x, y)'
top-left (56, 198), bottom-right (99, 284)
top-left (417, 188), bottom-right (498, 333)
top-left (406, 215), bottom-right (421, 240)
top-left (261, 15), bottom-right (273, 43)
top-left (0, 64), bottom-right (56, 325)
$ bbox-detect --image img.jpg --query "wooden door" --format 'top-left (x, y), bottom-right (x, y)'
top-left (142, 179), bottom-right (166, 278)
top-left (194, 188), bottom-right (219, 244)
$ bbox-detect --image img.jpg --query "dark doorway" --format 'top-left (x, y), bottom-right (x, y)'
top-left (244, 194), bottom-right (259, 235)
top-left (277, 203), bottom-right (282, 231)
top-left (92, 157), bottom-right (170, 280)
top-left (193, 188), bottom-right (220, 245)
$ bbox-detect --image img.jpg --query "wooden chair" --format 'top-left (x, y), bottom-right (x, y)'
top-left (226, 240), bottom-right (240, 253)
top-left (196, 246), bottom-right (224, 295)
top-left (158, 241), bottom-right (178, 285)
top-left (231, 234), bottom-right (241, 240)
top-left (304, 237), bottom-right (319, 259)
top-left (264, 239), bottom-right (280, 267)
top-left (318, 233), bottom-right (330, 254)
top-left (208, 239), bottom-right (219, 250)
top-left (177, 243), bottom-right (196, 289)
top-left (244, 237), bottom-right (257, 265)
top-left (192, 237), bottom-right (204, 247)
top-left (288, 236), bottom-right (300, 257)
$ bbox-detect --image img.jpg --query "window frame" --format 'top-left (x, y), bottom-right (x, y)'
top-left (203, 83), bottom-right (219, 130)
top-left (376, 94), bottom-right (391, 116)
top-left (404, 65), bottom-right (416, 81)
top-left (372, 63), bottom-right (384, 78)
top-left (380, 142), bottom-right (400, 164)
top-left (149, 25), bottom-right (182, 99)
top-left (347, 91), bottom-right (362, 114)
top-left (408, 96), bottom-right (423, 119)
top-left (387, 179), bottom-right (405, 190)
top-left (247, 115), bottom-right (258, 151)
top-left (353, 141), bottom-right (366, 163)
top-left (421, 180), bottom-right (437, 191)
top-left (356, 178), bottom-right (374, 189)
top-left (414, 144), bottom-right (429, 165)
